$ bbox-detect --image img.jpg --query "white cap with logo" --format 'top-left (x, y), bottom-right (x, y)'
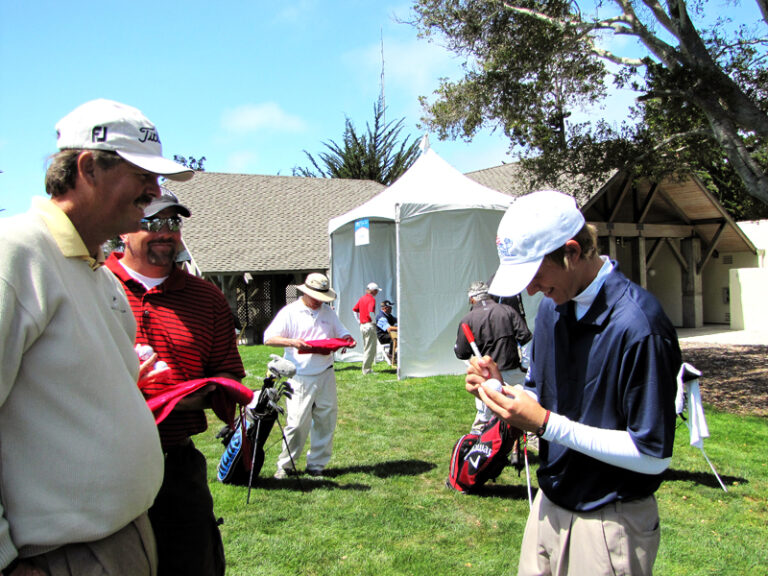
top-left (55, 99), bottom-right (194, 181)
top-left (489, 190), bottom-right (585, 297)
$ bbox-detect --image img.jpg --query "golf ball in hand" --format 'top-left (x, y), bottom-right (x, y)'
top-left (135, 344), bottom-right (154, 361)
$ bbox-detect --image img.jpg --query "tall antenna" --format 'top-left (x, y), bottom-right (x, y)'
top-left (380, 28), bottom-right (386, 126)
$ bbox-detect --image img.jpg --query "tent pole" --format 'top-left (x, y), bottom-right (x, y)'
top-left (395, 205), bottom-right (401, 380)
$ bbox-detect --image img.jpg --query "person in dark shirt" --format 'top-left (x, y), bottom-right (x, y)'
top-left (375, 300), bottom-right (398, 345)
top-left (374, 300), bottom-right (398, 363)
top-left (454, 281), bottom-right (531, 432)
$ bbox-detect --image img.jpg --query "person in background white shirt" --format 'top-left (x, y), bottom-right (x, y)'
top-left (264, 273), bottom-right (355, 479)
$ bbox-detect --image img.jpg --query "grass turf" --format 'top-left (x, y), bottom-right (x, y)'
top-left (192, 345), bottom-right (768, 575)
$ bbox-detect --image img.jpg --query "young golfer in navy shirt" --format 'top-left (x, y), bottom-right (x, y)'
top-left (466, 190), bottom-right (681, 576)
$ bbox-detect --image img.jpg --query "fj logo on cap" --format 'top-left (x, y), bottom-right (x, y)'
top-left (138, 127), bottom-right (160, 144)
top-left (92, 126), bottom-right (108, 142)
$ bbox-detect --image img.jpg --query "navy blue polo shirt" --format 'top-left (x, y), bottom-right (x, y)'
top-left (527, 266), bottom-right (681, 512)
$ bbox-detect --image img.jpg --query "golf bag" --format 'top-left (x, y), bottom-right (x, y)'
top-left (447, 416), bottom-right (522, 494)
top-left (217, 354), bottom-right (295, 487)
top-left (217, 410), bottom-right (278, 485)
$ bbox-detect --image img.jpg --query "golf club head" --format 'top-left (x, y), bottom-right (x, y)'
top-left (261, 374), bottom-right (275, 389)
top-left (246, 385), bottom-right (274, 419)
top-left (267, 401), bottom-right (284, 415)
top-left (275, 381), bottom-right (293, 401)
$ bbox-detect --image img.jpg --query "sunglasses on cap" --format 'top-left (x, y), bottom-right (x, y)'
top-left (139, 216), bottom-right (183, 232)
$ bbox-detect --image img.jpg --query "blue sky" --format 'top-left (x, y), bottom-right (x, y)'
top-left (0, 1), bottom-right (516, 216)
top-left (1, 1), bottom-right (758, 217)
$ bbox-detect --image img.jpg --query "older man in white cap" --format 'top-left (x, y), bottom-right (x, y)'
top-left (0, 99), bottom-right (192, 575)
top-left (466, 190), bottom-right (681, 576)
top-left (352, 282), bottom-right (380, 374)
top-left (264, 273), bottom-right (355, 478)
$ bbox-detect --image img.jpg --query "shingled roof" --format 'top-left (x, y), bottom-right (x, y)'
top-left (465, 162), bottom-right (601, 206)
top-left (464, 162), bottom-right (526, 196)
top-left (466, 162), bottom-right (754, 254)
top-left (163, 172), bottom-right (384, 274)
top-left (163, 161), bottom-right (754, 279)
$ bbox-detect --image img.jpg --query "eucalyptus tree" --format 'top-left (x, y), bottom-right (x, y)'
top-left (411, 0), bottom-right (768, 204)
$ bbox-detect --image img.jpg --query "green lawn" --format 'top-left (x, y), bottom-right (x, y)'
top-left (194, 345), bottom-right (768, 575)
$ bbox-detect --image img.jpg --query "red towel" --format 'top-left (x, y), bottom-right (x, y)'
top-left (143, 377), bottom-right (254, 426)
top-left (297, 337), bottom-right (356, 355)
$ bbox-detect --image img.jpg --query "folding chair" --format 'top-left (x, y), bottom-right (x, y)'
top-left (376, 338), bottom-right (394, 366)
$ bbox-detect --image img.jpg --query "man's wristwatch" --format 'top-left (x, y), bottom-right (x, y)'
top-left (535, 410), bottom-right (551, 438)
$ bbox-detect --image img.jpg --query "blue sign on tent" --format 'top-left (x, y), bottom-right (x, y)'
top-left (355, 218), bottom-right (370, 246)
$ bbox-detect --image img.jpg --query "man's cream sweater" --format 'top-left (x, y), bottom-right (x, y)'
top-left (0, 199), bottom-right (163, 567)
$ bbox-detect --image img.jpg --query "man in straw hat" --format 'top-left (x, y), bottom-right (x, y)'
top-left (264, 273), bottom-right (355, 479)
top-left (466, 190), bottom-right (681, 575)
top-left (0, 99), bottom-right (193, 575)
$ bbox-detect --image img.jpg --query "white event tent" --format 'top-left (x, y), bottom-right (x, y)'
top-left (328, 144), bottom-right (515, 378)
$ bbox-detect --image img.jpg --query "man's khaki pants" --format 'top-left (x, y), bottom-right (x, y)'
top-left (518, 490), bottom-right (660, 576)
top-left (277, 368), bottom-right (338, 472)
top-left (24, 513), bottom-right (157, 575)
top-left (360, 322), bottom-right (377, 374)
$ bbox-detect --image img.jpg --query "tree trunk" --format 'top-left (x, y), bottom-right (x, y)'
top-left (696, 94), bottom-right (768, 204)
top-left (757, 0), bottom-right (768, 25)
top-left (641, 0), bottom-right (768, 203)
top-left (672, 0), bottom-right (768, 140)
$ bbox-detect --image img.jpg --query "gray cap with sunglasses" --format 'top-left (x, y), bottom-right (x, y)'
top-left (145, 187), bottom-right (191, 218)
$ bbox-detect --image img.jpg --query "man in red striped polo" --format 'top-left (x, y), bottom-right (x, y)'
top-left (106, 188), bottom-right (245, 576)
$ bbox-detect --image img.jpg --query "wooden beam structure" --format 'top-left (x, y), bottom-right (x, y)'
top-left (697, 222), bottom-right (726, 274)
top-left (581, 171), bottom-right (758, 328)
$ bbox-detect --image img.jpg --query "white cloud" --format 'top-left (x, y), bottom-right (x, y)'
top-left (386, 39), bottom-right (463, 94)
top-left (221, 103), bottom-right (307, 135)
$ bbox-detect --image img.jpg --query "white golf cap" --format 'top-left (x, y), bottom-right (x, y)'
top-left (55, 99), bottom-right (194, 181)
top-left (367, 282), bottom-right (380, 291)
top-left (489, 190), bottom-right (585, 297)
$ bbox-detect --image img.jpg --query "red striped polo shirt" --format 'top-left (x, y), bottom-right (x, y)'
top-left (106, 252), bottom-right (245, 448)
